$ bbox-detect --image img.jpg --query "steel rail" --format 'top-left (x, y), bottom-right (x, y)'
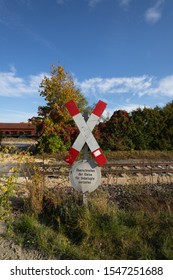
top-left (1, 162), bottom-right (173, 177)
top-left (38, 162), bottom-right (173, 177)
top-left (37, 161), bottom-right (173, 168)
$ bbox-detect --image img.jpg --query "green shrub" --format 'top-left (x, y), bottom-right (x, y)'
top-left (36, 132), bottom-right (66, 154)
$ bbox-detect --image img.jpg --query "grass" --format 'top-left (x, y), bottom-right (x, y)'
top-left (104, 150), bottom-right (173, 161)
top-left (43, 149), bottom-right (173, 162)
top-left (9, 184), bottom-right (173, 260)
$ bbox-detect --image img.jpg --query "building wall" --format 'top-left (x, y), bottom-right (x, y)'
top-left (0, 123), bottom-right (36, 137)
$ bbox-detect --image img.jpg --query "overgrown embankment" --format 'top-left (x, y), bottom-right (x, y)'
top-left (1, 183), bottom-right (173, 260)
top-left (0, 149), bottom-right (173, 260)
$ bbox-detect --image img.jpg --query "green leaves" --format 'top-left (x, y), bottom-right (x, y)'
top-left (95, 102), bottom-right (173, 151)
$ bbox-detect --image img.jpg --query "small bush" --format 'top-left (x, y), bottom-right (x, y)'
top-left (36, 133), bottom-right (66, 154)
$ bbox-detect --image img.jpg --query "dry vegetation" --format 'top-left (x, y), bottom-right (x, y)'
top-left (0, 148), bottom-right (173, 259)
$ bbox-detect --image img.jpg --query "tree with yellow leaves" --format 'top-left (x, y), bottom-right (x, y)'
top-left (31, 65), bottom-right (88, 153)
top-left (38, 65), bottom-right (87, 122)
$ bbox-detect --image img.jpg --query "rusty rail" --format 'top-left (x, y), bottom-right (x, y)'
top-left (38, 162), bottom-right (173, 177)
top-left (1, 162), bottom-right (173, 178)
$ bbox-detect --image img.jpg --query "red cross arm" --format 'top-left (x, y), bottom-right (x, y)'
top-left (65, 100), bottom-right (107, 166)
top-left (65, 100), bottom-right (80, 116)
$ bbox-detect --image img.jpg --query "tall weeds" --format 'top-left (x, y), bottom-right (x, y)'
top-left (12, 185), bottom-right (173, 260)
top-left (1, 147), bottom-right (173, 259)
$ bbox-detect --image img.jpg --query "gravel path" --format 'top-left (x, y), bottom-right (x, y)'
top-left (0, 237), bottom-right (49, 260)
top-left (0, 222), bottom-right (50, 260)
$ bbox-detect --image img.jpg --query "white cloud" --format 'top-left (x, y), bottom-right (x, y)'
top-left (119, 0), bottom-right (132, 10)
top-left (57, 0), bottom-right (65, 5)
top-left (77, 75), bottom-right (154, 96)
top-left (1, 68), bottom-right (173, 100)
top-left (57, 0), bottom-right (106, 9)
top-left (0, 69), bottom-right (46, 97)
top-left (77, 74), bottom-right (173, 98)
top-left (88, 0), bottom-right (105, 8)
top-left (156, 75), bottom-right (173, 97)
top-left (103, 103), bottom-right (146, 119)
top-left (145, 0), bottom-right (164, 24)
top-left (115, 103), bottom-right (145, 112)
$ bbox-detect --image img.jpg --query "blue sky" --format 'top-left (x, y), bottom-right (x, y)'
top-left (0, 0), bottom-right (173, 122)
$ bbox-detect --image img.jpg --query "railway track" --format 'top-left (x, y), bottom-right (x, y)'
top-left (1, 161), bottom-right (173, 179)
top-left (38, 161), bottom-right (173, 178)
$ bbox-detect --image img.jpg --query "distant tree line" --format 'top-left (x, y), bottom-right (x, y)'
top-left (94, 101), bottom-right (173, 151)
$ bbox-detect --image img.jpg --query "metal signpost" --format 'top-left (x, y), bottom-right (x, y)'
top-left (64, 100), bottom-right (107, 204)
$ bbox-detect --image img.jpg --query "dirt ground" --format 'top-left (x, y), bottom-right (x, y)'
top-left (0, 235), bottom-right (50, 260)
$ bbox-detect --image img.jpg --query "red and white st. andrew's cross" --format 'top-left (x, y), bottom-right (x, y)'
top-left (64, 100), bottom-right (107, 167)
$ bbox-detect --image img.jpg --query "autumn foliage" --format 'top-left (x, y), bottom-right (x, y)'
top-left (94, 101), bottom-right (173, 151)
top-left (31, 65), bottom-right (88, 153)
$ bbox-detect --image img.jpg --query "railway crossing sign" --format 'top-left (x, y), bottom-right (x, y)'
top-left (64, 100), bottom-right (107, 167)
top-left (69, 159), bottom-right (101, 193)
top-left (65, 99), bottom-right (107, 194)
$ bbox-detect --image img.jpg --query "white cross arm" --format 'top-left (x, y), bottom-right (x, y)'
top-left (64, 100), bottom-right (107, 167)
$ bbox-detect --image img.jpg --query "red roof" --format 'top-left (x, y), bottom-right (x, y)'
top-left (0, 123), bottom-right (36, 133)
